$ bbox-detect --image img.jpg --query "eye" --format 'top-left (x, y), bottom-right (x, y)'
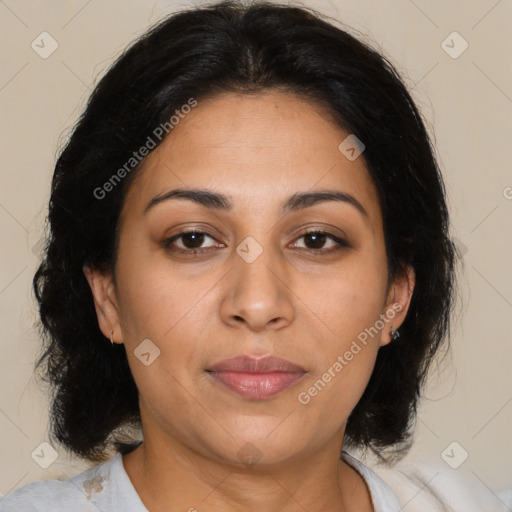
top-left (291, 229), bottom-right (349, 254)
top-left (163, 230), bottom-right (221, 254)
top-left (163, 228), bottom-right (349, 256)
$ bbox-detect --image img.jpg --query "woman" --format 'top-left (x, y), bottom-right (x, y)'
top-left (0, 0), bottom-right (458, 510)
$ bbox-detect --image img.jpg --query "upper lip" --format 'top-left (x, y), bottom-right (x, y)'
top-left (207, 355), bottom-right (306, 374)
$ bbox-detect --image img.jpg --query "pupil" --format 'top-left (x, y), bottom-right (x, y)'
top-left (306, 233), bottom-right (325, 249)
top-left (183, 232), bottom-right (204, 248)
top-left (180, 232), bottom-right (326, 250)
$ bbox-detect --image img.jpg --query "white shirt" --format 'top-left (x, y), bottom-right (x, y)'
top-left (0, 450), bottom-right (401, 511)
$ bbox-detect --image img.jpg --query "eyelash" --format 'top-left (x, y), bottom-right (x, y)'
top-left (162, 229), bottom-right (349, 256)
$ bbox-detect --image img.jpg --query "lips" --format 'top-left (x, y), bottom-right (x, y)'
top-left (206, 355), bottom-right (306, 400)
top-left (208, 354), bottom-right (306, 373)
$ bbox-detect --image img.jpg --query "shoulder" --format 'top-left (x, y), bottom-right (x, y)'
top-left (351, 452), bottom-right (512, 512)
top-left (342, 450), bottom-right (402, 512)
top-left (0, 456), bottom-right (116, 512)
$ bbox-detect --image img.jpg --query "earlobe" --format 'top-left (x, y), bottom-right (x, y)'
top-left (380, 266), bottom-right (416, 346)
top-left (82, 264), bottom-right (122, 344)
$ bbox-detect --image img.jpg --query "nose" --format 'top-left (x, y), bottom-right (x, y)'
top-left (219, 241), bottom-right (295, 333)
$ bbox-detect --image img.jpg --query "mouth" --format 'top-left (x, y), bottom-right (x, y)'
top-left (206, 355), bottom-right (307, 400)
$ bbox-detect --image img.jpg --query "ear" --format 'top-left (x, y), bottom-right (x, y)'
top-left (83, 265), bottom-right (123, 344)
top-left (379, 265), bottom-right (415, 347)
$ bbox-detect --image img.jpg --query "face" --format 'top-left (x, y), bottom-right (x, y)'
top-left (85, 90), bottom-right (414, 467)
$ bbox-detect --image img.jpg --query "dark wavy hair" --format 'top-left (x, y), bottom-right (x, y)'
top-left (33, 0), bottom-right (459, 464)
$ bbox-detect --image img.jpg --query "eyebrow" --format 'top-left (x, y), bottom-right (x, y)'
top-left (143, 187), bottom-right (368, 218)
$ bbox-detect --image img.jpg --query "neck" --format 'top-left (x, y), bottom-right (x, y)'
top-left (121, 433), bottom-right (373, 512)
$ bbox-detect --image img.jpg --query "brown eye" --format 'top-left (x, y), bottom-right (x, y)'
top-left (162, 229), bottom-right (348, 257)
top-left (163, 231), bottom-right (219, 254)
top-left (179, 232), bottom-right (207, 249)
top-left (303, 232), bottom-right (328, 250)
top-left (292, 230), bottom-right (349, 253)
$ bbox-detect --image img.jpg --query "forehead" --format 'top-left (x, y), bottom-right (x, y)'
top-left (121, 91), bottom-right (382, 228)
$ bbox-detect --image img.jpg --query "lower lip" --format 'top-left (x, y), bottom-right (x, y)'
top-left (207, 371), bottom-right (305, 400)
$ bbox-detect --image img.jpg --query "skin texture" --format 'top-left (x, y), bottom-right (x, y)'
top-left (84, 90), bottom-right (415, 512)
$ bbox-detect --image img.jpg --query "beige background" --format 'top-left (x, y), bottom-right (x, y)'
top-left (0, 0), bottom-right (511, 507)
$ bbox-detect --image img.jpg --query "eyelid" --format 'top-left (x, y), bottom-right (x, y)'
top-left (162, 227), bottom-right (350, 255)
top-left (290, 228), bottom-right (350, 252)
top-left (162, 230), bottom-right (221, 251)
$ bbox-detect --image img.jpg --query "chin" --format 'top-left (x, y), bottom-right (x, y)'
top-left (214, 422), bottom-right (306, 467)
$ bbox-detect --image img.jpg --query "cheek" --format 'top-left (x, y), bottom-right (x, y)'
top-left (294, 271), bottom-right (386, 423)
top-left (295, 346), bottom-right (378, 443)
top-left (115, 239), bottom-right (205, 337)
top-left (293, 255), bottom-right (387, 416)
top-left (114, 247), bottom-right (219, 388)
top-left (114, 267), bottom-right (209, 419)
top-left (304, 254), bottom-right (388, 349)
